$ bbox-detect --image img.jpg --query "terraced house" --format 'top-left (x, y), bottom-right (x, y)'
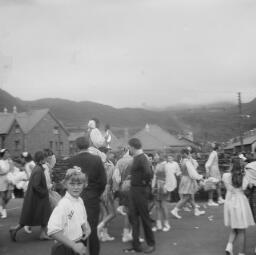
top-left (0, 107), bottom-right (69, 157)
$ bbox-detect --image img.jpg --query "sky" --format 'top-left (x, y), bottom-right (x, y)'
top-left (0, 0), bottom-right (255, 108)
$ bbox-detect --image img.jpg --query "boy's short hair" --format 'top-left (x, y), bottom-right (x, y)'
top-left (128, 138), bottom-right (142, 150)
top-left (76, 136), bottom-right (90, 150)
top-left (64, 166), bottom-right (87, 185)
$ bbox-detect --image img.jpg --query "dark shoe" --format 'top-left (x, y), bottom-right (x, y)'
top-left (123, 247), bottom-right (143, 253)
top-left (143, 246), bottom-right (155, 254)
top-left (9, 228), bottom-right (17, 242)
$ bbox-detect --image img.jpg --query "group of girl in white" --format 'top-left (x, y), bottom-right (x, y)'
top-left (1, 118), bottom-right (256, 255)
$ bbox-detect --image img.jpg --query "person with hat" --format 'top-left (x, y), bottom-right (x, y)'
top-left (0, 149), bottom-right (11, 219)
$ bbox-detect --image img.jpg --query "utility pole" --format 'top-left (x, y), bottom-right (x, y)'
top-left (238, 92), bottom-right (244, 152)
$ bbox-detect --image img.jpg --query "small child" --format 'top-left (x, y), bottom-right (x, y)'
top-left (47, 167), bottom-right (91, 255)
top-left (223, 158), bottom-right (255, 255)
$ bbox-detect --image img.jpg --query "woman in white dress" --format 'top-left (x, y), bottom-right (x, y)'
top-left (223, 158), bottom-right (254, 255)
top-left (205, 144), bottom-right (224, 206)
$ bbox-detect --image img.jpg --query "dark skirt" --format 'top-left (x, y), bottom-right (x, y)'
top-left (51, 240), bottom-right (87, 255)
top-left (247, 186), bottom-right (256, 222)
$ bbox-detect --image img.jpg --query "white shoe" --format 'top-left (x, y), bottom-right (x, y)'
top-left (152, 225), bottom-right (162, 232)
top-left (171, 208), bottom-right (182, 219)
top-left (162, 223), bottom-right (171, 232)
top-left (24, 226), bottom-right (32, 234)
top-left (117, 206), bottom-right (127, 216)
top-left (218, 198), bottom-right (225, 205)
top-left (208, 200), bottom-right (219, 207)
top-left (101, 230), bottom-right (115, 242)
top-left (122, 230), bottom-right (132, 243)
top-left (1, 209), bottom-right (7, 219)
top-left (225, 243), bottom-right (233, 255)
top-left (194, 209), bottom-right (205, 216)
top-left (195, 203), bottom-right (200, 208)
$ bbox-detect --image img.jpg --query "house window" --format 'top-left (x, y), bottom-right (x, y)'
top-left (55, 141), bottom-right (58, 150)
top-left (15, 125), bottom-right (20, 134)
top-left (49, 141), bottom-right (53, 150)
top-left (53, 126), bottom-right (59, 135)
top-left (14, 140), bottom-right (20, 151)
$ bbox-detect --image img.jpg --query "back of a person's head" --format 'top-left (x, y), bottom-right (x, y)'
top-left (128, 138), bottom-right (142, 150)
top-left (34, 151), bottom-right (45, 165)
top-left (43, 148), bottom-right (54, 157)
top-left (181, 148), bottom-right (189, 157)
top-left (231, 158), bottom-right (243, 188)
top-left (76, 136), bottom-right (90, 150)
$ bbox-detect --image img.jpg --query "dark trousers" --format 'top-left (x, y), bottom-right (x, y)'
top-left (83, 194), bottom-right (100, 255)
top-left (51, 240), bottom-right (87, 255)
top-left (128, 187), bottom-right (155, 250)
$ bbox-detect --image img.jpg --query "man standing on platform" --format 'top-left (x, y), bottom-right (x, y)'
top-left (67, 136), bottom-right (106, 255)
top-left (124, 138), bottom-right (155, 254)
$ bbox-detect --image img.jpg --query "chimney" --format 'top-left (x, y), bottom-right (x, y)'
top-left (13, 106), bottom-right (17, 114)
top-left (3, 107), bottom-right (7, 114)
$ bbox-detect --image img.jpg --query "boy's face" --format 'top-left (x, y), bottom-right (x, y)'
top-left (167, 156), bottom-right (173, 162)
top-left (66, 179), bottom-right (84, 198)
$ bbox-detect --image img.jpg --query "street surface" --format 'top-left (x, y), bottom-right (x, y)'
top-left (0, 199), bottom-right (256, 255)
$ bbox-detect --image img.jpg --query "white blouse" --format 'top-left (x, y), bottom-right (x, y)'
top-left (48, 192), bottom-right (89, 241)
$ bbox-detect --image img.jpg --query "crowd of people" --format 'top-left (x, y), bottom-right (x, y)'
top-left (1, 118), bottom-right (256, 255)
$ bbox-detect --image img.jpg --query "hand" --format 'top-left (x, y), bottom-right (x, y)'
top-left (72, 243), bottom-right (86, 255)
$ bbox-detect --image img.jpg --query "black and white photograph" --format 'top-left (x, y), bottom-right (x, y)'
top-left (0, 0), bottom-right (256, 254)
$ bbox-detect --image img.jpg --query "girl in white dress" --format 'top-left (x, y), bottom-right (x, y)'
top-left (171, 149), bottom-right (205, 219)
top-left (223, 158), bottom-right (254, 255)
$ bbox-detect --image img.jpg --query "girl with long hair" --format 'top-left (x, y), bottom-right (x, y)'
top-left (223, 158), bottom-right (254, 255)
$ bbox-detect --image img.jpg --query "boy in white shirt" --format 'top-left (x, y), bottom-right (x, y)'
top-left (48, 167), bottom-right (91, 255)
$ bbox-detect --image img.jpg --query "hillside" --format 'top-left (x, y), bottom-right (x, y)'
top-left (0, 88), bottom-right (255, 142)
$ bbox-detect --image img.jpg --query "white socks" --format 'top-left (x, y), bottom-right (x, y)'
top-left (225, 243), bottom-right (233, 255)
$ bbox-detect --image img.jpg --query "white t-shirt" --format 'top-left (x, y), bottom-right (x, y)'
top-left (47, 192), bottom-right (89, 241)
top-left (164, 161), bottom-right (181, 192)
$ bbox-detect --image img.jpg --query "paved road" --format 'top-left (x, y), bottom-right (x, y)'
top-left (1, 199), bottom-right (256, 255)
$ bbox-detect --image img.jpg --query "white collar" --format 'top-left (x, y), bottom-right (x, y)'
top-left (65, 191), bottom-right (80, 202)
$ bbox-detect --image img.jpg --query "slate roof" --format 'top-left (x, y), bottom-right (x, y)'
top-left (130, 124), bottom-right (188, 151)
top-left (0, 109), bottom-right (68, 135)
top-left (0, 114), bottom-right (15, 134)
top-left (225, 135), bottom-right (256, 149)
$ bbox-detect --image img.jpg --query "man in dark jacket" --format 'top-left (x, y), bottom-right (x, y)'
top-left (124, 138), bottom-right (155, 254)
top-left (67, 136), bottom-right (106, 255)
